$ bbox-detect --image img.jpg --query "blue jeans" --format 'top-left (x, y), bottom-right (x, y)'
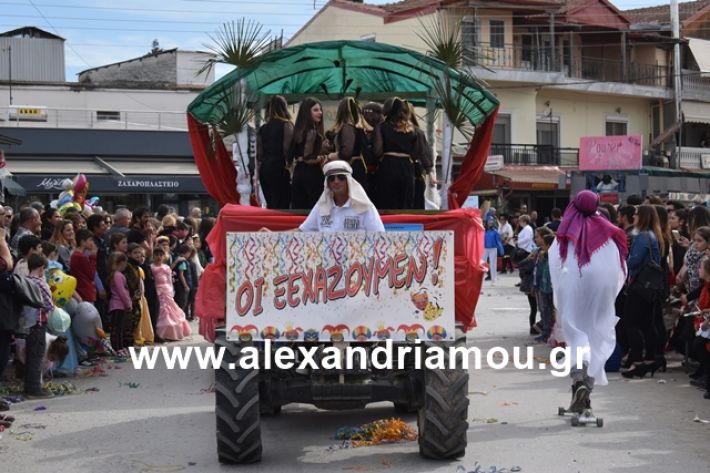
top-left (538, 291), bottom-right (554, 339)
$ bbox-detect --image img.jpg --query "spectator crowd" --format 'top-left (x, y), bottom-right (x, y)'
top-left (0, 202), bottom-right (213, 412)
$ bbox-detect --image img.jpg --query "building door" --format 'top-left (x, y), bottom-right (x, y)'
top-left (492, 114), bottom-right (512, 163)
top-left (536, 120), bottom-right (559, 164)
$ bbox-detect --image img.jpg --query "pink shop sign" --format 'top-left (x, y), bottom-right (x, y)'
top-left (579, 135), bottom-right (642, 171)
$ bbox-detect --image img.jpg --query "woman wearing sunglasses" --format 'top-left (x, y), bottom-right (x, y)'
top-left (299, 160), bottom-right (384, 233)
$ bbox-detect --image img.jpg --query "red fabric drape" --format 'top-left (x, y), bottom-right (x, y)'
top-left (196, 205), bottom-right (485, 342)
top-left (447, 108), bottom-right (499, 209)
top-left (187, 114), bottom-right (239, 206)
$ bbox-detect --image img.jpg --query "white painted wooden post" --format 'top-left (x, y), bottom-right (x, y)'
top-left (233, 131), bottom-right (251, 205)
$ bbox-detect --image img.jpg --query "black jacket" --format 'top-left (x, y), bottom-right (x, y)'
top-left (0, 273), bottom-right (46, 331)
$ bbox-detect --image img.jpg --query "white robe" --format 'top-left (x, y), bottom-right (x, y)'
top-left (548, 240), bottom-right (626, 386)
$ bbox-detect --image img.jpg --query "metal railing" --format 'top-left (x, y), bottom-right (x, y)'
top-left (0, 107), bottom-right (187, 131)
top-left (467, 44), bottom-right (671, 87)
top-left (490, 143), bottom-right (579, 166)
top-left (682, 69), bottom-right (710, 95)
top-left (679, 147), bottom-right (710, 169)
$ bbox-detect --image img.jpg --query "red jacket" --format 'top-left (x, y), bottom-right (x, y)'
top-left (70, 250), bottom-right (97, 302)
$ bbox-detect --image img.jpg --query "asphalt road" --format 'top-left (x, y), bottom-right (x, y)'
top-left (2, 273), bottom-right (709, 473)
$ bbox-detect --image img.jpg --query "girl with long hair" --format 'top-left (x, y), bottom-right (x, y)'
top-left (107, 252), bottom-right (132, 352)
top-left (372, 97), bottom-right (423, 209)
top-left (290, 97), bottom-right (328, 209)
top-left (623, 205), bottom-right (664, 378)
top-left (151, 247), bottom-right (191, 341)
top-left (257, 95), bottom-right (293, 209)
top-left (326, 97), bottom-right (369, 191)
top-left (50, 219), bottom-right (76, 271)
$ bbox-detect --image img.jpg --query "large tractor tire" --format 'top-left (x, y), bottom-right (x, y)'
top-left (417, 326), bottom-right (469, 459)
top-left (215, 332), bottom-right (262, 464)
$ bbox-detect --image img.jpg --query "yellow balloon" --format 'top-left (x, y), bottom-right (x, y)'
top-left (47, 268), bottom-right (77, 307)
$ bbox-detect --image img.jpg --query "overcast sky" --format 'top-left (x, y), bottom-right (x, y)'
top-left (0, 0), bottom-right (677, 81)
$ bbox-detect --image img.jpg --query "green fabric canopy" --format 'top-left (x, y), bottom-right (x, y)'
top-left (187, 40), bottom-right (499, 127)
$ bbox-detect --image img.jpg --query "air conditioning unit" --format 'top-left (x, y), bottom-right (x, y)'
top-left (8, 105), bottom-right (48, 122)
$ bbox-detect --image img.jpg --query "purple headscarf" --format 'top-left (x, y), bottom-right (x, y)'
top-left (556, 190), bottom-right (628, 271)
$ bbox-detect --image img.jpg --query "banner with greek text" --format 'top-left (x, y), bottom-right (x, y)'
top-left (225, 231), bottom-right (455, 342)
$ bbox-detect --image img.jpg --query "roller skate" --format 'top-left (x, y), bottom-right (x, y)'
top-left (557, 382), bottom-right (603, 427)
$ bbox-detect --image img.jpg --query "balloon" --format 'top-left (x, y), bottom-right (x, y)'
top-left (72, 173), bottom-right (89, 203)
top-left (47, 268), bottom-right (77, 307)
top-left (63, 297), bottom-right (79, 316)
top-left (87, 196), bottom-right (100, 207)
top-left (58, 190), bottom-right (74, 206)
top-left (50, 199), bottom-right (59, 209)
top-left (61, 178), bottom-right (73, 190)
top-left (58, 201), bottom-right (81, 217)
top-left (47, 307), bottom-right (72, 334)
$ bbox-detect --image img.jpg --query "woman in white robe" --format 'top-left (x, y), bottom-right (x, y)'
top-left (548, 190), bottom-right (627, 412)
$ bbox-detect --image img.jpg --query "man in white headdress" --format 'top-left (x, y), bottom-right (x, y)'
top-left (299, 160), bottom-right (384, 232)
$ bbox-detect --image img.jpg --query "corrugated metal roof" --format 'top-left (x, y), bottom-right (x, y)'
top-left (0, 26), bottom-right (64, 41)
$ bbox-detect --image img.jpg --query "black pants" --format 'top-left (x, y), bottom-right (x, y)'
top-left (691, 336), bottom-right (710, 390)
top-left (376, 155), bottom-right (414, 210)
top-left (187, 286), bottom-right (197, 319)
top-left (624, 292), bottom-right (658, 362)
top-left (291, 164), bottom-right (324, 210)
top-left (260, 163), bottom-right (291, 209)
top-left (528, 294), bottom-right (538, 328)
top-left (615, 290), bottom-right (628, 356)
top-left (652, 299), bottom-right (667, 358)
top-left (110, 309), bottom-right (128, 352)
top-left (0, 329), bottom-right (12, 380)
top-left (24, 324), bottom-right (46, 394)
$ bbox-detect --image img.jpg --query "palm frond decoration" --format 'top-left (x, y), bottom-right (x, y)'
top-left (215, 81), bottom-right (257, 137)
top-left (198, 19), bottom-right (272, 76)
top-left (417, 14), bottom-right (464, 69)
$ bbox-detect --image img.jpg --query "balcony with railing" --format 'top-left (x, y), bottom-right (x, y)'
top-left (682, 69), bottom-right (710, 99)
top-left (679, 147), bottom-right (710, 169)
top-left (0, 107), bottom-right (187, 131)
top-left (467, 44), bottom-right (671, 88)
top-left (489, 143), bottom-right (579, 167)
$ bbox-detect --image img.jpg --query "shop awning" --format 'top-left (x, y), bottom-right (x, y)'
top-left (104, 159), bottom-right (199, 176)
top-left (6, 158), bottom-right (108, 174)
top-left (684, 101), bottom-right (710, 125)
top-left (489, 166), bottom-right (567, 189)
top-left (688, 38), bottom-right (710, 78)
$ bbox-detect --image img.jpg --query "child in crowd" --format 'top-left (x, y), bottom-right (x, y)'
top-left (109, 233), bottom-right (128, 254)
top-left (107, 252), bottom-right (132, 352)
top-left (193, 234), bottom-right (208, 269)
top-left (151, 247), bottom-right (191, 341)
top-left (13, 235), bottom-right (43, 277)
top-left (172, 244), bottom-right (192, 316)
top-left (70, 229), bottom-right (98, 303)
top-left (22, 253), bottom-right (55, 398)
top-left (155, 236), bottom-right (172, 266)
top-left (41, 242), bottom-right (64, 272)
top-left (534, 233), bottom-right (556, 343)
top-left (128, 243), bottom-right (154, 345)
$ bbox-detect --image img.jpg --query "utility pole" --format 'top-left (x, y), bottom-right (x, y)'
top-left (671, 0), bottom-right (682, 168)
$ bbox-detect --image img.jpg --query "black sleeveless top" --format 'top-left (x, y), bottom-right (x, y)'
top-left (259, 119), bottom-right (286, 164)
